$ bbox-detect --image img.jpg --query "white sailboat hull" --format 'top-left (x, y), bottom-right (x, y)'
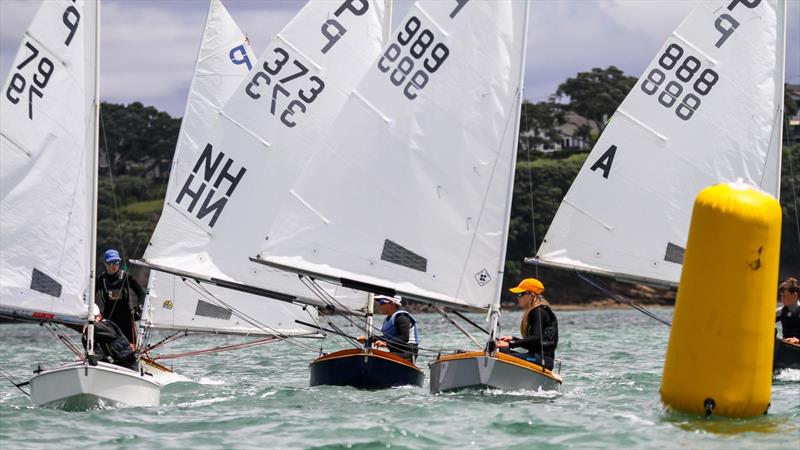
top-left (30, 361), bottom-right (161, 409)
top-left (429, 352), bottom-right (562, 394)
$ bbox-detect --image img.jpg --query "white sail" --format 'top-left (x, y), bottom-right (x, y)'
top-left (141, 0), bottom-right (388, 312)
top-left (0, 0), bottom-right (99, 323)
top-left (142, 0), bottom-right (319, 336)
top-left (255, 0), bottom-right (529, 312)
top-left (536, 0), bottom-right (786, 286)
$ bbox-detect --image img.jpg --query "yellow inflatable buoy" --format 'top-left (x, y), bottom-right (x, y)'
top-left (661, 181), bottom-right (782, 418)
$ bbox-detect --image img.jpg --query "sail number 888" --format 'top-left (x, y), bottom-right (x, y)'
top-left (640, 43), bottom-right (719, 121)
top-left (378, 16), bottom-right (450, 101)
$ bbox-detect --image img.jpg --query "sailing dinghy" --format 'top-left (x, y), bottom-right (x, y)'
top-left (138, 0), bottom-right (324, 377)
top-left (253, 0), bottom-right (562, 393)
top-left (0, 0), bottom-right (160, 408)
top-left (131, 0), bottom-right (394, 386)
top-left (531, 0), bottom-right (787, 373)
top-left (533, 0), bottom-right (786, 285)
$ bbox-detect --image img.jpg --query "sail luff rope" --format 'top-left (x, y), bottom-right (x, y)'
top-left (523, 101), bottom-right (540, 280)
top-left (98, 107), bottom-right (127, 260)
top-left (783, 115), bottom-right (800, 255)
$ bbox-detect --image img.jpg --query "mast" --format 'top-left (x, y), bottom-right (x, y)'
top-left (383, 0), bottom-right (392, 44)
top-left (486, 0), bottom-right (531, 346)
top-left (86, 0), bottom-right (101, 358)
top-left (365, 293), bottom-right (375, 350)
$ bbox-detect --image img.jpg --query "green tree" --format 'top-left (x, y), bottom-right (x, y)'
top-left (555, 66), bottom-right (636, 131)
top-left (518, 101), bottom-right (566, 151)
top-left (780, 143), bottom-right (800, 276)
top-left (100, 102), bottom-right (181, 176)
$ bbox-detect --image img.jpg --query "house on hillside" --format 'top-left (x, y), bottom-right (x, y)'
top-left (787, 84), bottom-right (800, 145)
top-left (523, 111), bottom-right (600, 153)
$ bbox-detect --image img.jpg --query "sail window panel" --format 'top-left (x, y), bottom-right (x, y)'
top-left (381, 239), bottom-right (428, 272)
top-left (194, 299), bottom-right (232, 321)
top-left (30, 268), bottom-right (62, 298)
top-left (664, 243), bottom-right (685, 265)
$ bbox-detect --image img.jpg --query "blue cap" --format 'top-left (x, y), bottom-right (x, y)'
top-left (103, 249), bottom-right (121, 263)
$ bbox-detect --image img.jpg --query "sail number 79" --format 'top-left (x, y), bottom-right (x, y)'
top-left (5, 5), bottom-right (79, 120)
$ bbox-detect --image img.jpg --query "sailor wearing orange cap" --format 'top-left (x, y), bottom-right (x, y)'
top-left (496, 278), bottom-right (559, 370)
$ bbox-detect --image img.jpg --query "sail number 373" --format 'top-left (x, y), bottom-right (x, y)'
top-left (640, 43), bottom-right (719, 121)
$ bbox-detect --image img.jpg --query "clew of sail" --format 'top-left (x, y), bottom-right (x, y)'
top-left (535, 0), bottom-right (786, 286)
top-left (254, 1), bottom-right (529, 312)
top-left (140, 0), bottom-right (389, 313)
top-left (1, 0), bottom-right (98, 324)
top-left (142, 0), bottom-right (319, 336)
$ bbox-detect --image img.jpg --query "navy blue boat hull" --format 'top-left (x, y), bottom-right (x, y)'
top-left (774, 338), bottom-right (800, 371)
top-left (309, 349), bottom-right (424, 389)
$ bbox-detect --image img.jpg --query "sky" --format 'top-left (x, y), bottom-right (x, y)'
top-left (1, 0), bottom-right (798, 118)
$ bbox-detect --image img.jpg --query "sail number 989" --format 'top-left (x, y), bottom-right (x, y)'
top-left (378, 16), bottom-right (450, 101)
top-left (640, 43), bottom-right (719, 121)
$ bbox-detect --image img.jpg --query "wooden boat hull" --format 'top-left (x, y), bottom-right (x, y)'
top-left (30, 361), bottom-right (161, 409)
top-left (774, 338), bottom-right (800, 371)
top-left (429, 351), bottom-right (562, 394)
top-left (309, 348), bottom-right (424, 389)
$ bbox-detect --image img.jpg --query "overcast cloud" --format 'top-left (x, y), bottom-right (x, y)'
top-left (1, 0), bottom-right (798, 117)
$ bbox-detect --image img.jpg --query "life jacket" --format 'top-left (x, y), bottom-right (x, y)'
top-left (778, 302), bottom-right (800, 339)
top-left (523, 305), bottom-right (558, 355)
top-left (381, 310), bottom-right (419, 346)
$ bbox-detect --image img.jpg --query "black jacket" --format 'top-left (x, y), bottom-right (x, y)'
top-left (776, 303), bottom-right (800, 339)
top-left (95, 270), bottom-right (145, 343)
top-left (82, 319), bottom-right (137, 370)
top-left (509, 305), bottom-right (558, 358)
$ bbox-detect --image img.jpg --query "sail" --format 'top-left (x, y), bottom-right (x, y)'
top-left (0, 0), bottom-right (98, 323)
top-left (255, 0), bottom-right (529, 312)
top-left (141, 0), bottom-right (388, 311)
top-left (141, 0), bottom-right (319, 336)
top-left (536, 0), bottom-right (786, 286)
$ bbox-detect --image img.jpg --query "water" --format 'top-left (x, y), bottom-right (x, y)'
top-left (1, 308), bottom-right (798, 449)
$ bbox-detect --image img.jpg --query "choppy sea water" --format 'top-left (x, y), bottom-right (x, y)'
top-left (0, 308), bottom-right (798, 449)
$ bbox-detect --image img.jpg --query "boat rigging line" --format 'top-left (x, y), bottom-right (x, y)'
top-left (432, 305), bottom-right (484, 349)
top-left (0, 367), bottom-right (30, 397)
top-left (451, 309), bottom-right (489, 335)
top-left (577, 273), bottom-right (672, 327)
top-left (783, 114), bottom-right (800, 255)
top-left (144, 278), bottom-right (323, 356)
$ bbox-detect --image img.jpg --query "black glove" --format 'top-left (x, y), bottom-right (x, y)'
top-left (133, 305), bottom-right (143, 321)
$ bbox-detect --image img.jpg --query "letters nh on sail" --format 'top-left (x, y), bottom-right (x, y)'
top-left (175, 143), bottom-right (246, 228)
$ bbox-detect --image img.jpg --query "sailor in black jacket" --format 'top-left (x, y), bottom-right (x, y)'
top-left (496, 278), bottom-right (558, 370)
top-left (776, 277), bottom-right (800, 344)
top-left (82, 304), bottom-right (138, 371)
top-left (95, 249), bottom-right (146, 347)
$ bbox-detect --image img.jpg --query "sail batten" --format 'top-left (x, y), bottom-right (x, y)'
top-left (537, 0), bottom-right (786, 286)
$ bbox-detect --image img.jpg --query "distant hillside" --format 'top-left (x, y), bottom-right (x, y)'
top-left (96, 71), bottom-right (800, 307)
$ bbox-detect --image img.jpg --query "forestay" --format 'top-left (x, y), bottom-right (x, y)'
top-left (256, 0), bottom-right (529, 312)
top-left (141, 0), bottom-right (388, 312)
top-left (143, 0), bottom-right (317, 336)
top-left (0, 0), bottom-right (98, 323)
top-left (536, 0), bottom-right (786, 286)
